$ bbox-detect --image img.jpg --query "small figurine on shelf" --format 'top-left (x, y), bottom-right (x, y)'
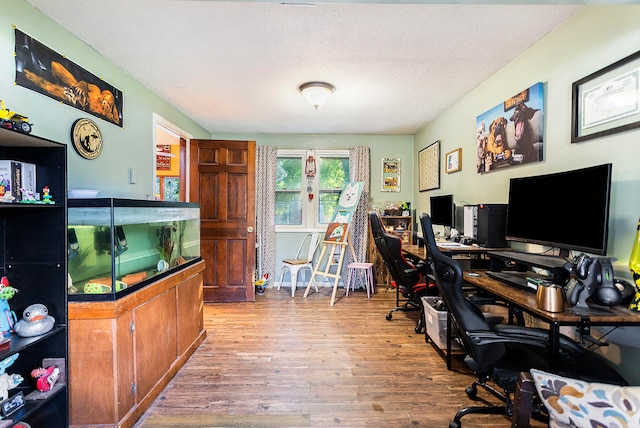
top-left (19, 188), bottom-right (36, 203)
top-left (31, 365), bottom-right (60, 392)
top-left (0, 176), bottom-right (12, 202)
top-left (14, 303), bottom-right (55, 338)
top-left (0, 277), bottom-right (18, 337)
top-left (41, 186), bottom-right (54, 204)
top-left (0, 354), bottom-right (23, 401)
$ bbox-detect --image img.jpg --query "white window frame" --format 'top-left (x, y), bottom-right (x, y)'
top-left (276, 149), bottom-right (349, 232)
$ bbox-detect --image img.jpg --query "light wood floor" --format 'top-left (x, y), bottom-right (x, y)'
top-left (134, 285), bottom-right (527, 428)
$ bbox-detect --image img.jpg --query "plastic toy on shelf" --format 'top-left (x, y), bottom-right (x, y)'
top-left (0, 99), bottom-right (31, 134)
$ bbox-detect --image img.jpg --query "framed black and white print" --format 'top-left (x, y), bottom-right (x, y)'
top-left (571, 50), bottom-right (640, 143)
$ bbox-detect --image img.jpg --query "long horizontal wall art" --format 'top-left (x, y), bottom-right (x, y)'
top-left (13, 28), bottom-right (124, 127)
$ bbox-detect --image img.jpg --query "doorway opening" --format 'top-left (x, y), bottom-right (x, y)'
top-left (153, 114), bottom-right (192, 201)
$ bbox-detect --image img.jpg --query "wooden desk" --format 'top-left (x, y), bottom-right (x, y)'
top-left (463, 270), bottom-right (640, 370)
top-left (403, 243), bottom-right (505, 260)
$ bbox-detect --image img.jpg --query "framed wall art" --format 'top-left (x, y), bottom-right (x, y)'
top-left (14, 28), bottom-right (123, 127)
top-left (445, 148), bottom-right (462, 173)
top-left (418, 141), bottom-right (440, 192)
top-left (381, 158), bottom-right (400, 192)
top-left (571, 50), bottom-right (640, 143)
top-left (476, 82), bottom-right (544, 173)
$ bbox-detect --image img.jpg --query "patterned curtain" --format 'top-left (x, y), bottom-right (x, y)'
top-left (256, 146), bottom-right (277, 283)
top-left (346, 146), bottom-right (370, 286)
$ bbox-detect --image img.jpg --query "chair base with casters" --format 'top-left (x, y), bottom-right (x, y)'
top-left (345, 262), bottom-right (375, 298)
top-left (369, 212), bottom-right (437, 334)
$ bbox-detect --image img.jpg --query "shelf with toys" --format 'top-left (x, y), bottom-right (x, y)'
top-left (0, 126), bottom-right (67, 427)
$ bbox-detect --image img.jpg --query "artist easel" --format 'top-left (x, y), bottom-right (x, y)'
top-left (303, 223), bottom-right (358, 306)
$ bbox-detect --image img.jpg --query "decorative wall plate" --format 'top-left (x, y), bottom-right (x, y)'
top-left (70, 118), bottom-right (103, 159)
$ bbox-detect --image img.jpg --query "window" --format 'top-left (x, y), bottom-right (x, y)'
top-left (276, 150), bottom-right (350, 230)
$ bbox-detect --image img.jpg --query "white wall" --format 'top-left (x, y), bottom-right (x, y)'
top-left (414, 5), bottom-right (640, 383)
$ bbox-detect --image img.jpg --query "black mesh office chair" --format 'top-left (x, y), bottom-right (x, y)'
top-left (419, 213), bottom-right (628, 428)
top-left (369, 212), bottom-right (436, 333)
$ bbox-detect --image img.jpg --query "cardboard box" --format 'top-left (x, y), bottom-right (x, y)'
top-left (0, 160), bottom-right (37, 202)
top-left (0, 161), bottom-right (21, 201)
top-left (422, 296), bottom-right (460, 351)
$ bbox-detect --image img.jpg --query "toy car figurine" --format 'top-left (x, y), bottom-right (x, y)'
top-left (0, 99), bottom-right (32, 134)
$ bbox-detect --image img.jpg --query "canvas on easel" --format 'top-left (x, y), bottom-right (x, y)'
top-left (324, 222), bottom-right (349, 242)
top-left (304, 182), bottom-right (364, 305)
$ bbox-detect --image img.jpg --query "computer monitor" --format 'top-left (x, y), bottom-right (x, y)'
top-left (505, 163), bottom-right (612, 256)
top-left (430, 194), bottom-right (455, 228)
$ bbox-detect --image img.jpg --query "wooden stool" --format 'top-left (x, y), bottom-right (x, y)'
top-left (345, 262), bottom-right (375, 298)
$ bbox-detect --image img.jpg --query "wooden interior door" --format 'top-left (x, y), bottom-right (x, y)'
top-left (190, 139), bottom-right (256, 302)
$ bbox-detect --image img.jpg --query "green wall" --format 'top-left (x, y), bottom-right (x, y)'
top-left (5, 0), bottom-right (640, 383)
top-left (414, 5), bottom-right (640, 382)
top-left (213, 133), bottom-right (415, 207)
top-left (1, 0), bottom-right (210, 199)
top-left (211, 133), bottom-right (415, 281)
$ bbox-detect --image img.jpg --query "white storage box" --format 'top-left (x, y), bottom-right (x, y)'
top-left (422, 296), bottom-right (460, 351)
top-left (20, 161), bottom-right (37, 196)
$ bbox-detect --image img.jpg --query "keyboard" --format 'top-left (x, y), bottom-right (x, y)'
top-left (485, 271), bottom-right (545, 294)
top-left (438, 242), bottom-right (463, 247)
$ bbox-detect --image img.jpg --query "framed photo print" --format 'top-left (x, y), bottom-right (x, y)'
top-left (418, 141), bottom-right (440, 192)
top-left (381, 158), bottom-right (400, 192)
top-left (571, 50), bottom-right (640, 143)
top-left (445, 148), bottom-right (462, 173)
top-left (476, 82), bottom-right (544, 173)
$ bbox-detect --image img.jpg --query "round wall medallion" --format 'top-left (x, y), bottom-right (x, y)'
top-left (70, 118), bottom-right (103, 160)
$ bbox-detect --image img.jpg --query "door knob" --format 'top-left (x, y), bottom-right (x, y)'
top-left (247, 226), bottom-right (254, 233)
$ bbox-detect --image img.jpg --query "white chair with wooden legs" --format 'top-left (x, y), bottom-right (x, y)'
top-left (278, 232), bottom-right (321, 297)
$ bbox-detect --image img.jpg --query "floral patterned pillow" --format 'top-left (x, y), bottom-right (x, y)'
top-left (530, 369), bottom-right (640, 428)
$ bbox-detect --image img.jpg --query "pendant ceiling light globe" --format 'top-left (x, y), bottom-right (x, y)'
top-left (299, 82), bottom-right (335, 110)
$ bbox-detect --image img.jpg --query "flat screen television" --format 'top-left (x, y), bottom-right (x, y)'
top-left (430, 194), bottom-right (455, 228)
top-left (505, 163), bottom-right (612, 256)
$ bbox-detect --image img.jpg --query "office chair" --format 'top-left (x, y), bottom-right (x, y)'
top-left (369, 212), bottom-right (436, 333)
top-left (278, 232), bottom-right (321, 297)
top-left (419, 213), bottom-right (628, 428)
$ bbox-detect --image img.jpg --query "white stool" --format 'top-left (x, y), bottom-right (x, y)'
top-left (345, 262), bottom-right (375, 298)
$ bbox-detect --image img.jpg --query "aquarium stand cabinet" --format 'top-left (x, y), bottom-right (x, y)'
top-left (68, 260), bottom-right (205, 428)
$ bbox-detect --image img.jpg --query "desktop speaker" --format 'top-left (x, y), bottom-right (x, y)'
top-left (476, 204), bottom-right (507, 248)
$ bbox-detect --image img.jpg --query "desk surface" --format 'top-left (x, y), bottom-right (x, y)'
top-left (464, 270), bottom-right (640, 325)
top-left (403, 243), bottom-right (504, 260)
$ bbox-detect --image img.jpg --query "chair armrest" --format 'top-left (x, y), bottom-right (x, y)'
top-left (494, 325), bottom-right (585, 356)
top-left (467, 327), bottom-right (584, 357)
top-left (467, 330), bottom-right (549, 349)
top-left (511, 371), bottom-right (535, 428)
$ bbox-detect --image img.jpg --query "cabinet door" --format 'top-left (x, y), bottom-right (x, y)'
top-left (177, 272), bottom-right (204, 355)
top-left (116, 311), bottom-right (135, 420)
top-left (134, 289), bottom-right (178, 400)
top-left (69, 318), bottom-right (118, 425)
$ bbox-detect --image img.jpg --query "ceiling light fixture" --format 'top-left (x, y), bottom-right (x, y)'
top-left (298, 81), bottom-right (335, 110)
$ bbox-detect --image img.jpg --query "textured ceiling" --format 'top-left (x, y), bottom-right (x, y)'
top-left (26, 1), bottom-right (583, 135)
